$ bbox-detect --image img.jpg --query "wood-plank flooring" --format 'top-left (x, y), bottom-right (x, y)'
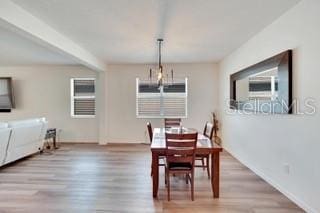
top-left (0, 144), bottom-right (304, 212)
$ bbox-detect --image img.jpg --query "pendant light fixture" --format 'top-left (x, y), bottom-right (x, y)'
top-left (148, 38), bottom-right (174, 88)
top-left (157, 38), bottom-right (164, 87)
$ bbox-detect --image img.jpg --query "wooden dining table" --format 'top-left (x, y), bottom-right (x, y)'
top-left (151, 127), bottom-right (223, 198)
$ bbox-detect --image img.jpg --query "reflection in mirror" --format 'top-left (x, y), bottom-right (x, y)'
top-left (230, 50), bottom-right (292, 114)
top-left (236, 67), bottom-right (278, 102)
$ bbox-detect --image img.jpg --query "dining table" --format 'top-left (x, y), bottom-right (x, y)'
top-left (151, 127), bottom-right (223, 198)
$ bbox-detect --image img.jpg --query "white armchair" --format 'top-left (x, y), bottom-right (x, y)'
top-left (0, 123), bottom-right (11, 166)
top-left (1, 118), bottom-right (48, 166)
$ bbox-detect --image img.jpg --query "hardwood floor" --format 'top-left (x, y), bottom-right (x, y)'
top-left (0, 144), bottom-right (303, 212)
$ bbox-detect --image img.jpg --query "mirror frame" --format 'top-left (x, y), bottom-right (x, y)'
top-left (230, 50), bottom-right (292, 114)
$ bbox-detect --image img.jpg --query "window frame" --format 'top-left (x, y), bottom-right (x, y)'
top-left (70, 77), bottom-right (96, 118)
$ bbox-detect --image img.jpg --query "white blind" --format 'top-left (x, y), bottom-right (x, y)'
top-left (137, 94), bottom-right (161, 116)
top-left (136, 78), bottom-right (187, 118)
top-left (162, 94), bottom-right (186, 117)
top-left (71, 78), bottom-right (95, 118)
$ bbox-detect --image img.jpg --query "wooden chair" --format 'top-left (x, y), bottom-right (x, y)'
top-left (165, 132), bottom-right (198, 201)
top-left (147, 122), bottom-right (153, 143)
top-left (164, 118), bottom-right (181, 128)
top-left (195, 122), bottom-right (214, 178)
top-left (147, 122), bottom-right (165, 176)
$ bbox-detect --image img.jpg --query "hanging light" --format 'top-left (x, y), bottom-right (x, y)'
top-left (148, 38), bottom-right (174, 88)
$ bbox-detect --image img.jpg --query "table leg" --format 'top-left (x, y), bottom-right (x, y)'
top-left (211, 152), bottom-right (220, 198)
top-left (53, 135), bottom-right (57, 149)
top-left (152, 152), bottom-right (159, 198)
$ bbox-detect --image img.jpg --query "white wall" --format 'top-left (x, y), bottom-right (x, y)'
top-left (105, 63), bottom-right (218, 143)
top-left (0, 63), bottom-right (218, 144)
top-left (0, 65), bottom-right (99, 143)
top-left (218, 0), bottom-right (320, 212)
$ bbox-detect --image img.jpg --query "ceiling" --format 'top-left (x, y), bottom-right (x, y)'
top-left (0, 21), bottom-right (76, 66)
top-left (2, 0), bottom-right (300, 66)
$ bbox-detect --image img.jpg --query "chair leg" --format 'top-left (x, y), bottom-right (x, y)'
top-left (201, 158), bottom-right (205, 170)
top-left (165, 168), bottom-right (167, 185)
top-left (206, 156), bottom-right (210, 179)
top-left (186, 174), bottom-right (188, 184)
top-left (191, 171), bottom-right (194, 201)
top-left (167, 172), bottom-right (171, 201)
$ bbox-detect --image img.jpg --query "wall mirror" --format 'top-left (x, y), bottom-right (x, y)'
top-left (230, 50), bottom-right (292, 114)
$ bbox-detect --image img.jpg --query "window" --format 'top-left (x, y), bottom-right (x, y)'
top-left (70, 78), bottom-right (95, 118)
top-left (136, 78), bottom-right (188, 118)
top-left (248, 76), bottom-right (278, 101)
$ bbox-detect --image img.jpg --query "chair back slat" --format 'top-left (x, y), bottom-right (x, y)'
top-left (166, 133), bottom-right (196, 140)
top-left (164, 118), bottom-right (181, 128)
top-left (165, 132), bottom-right (197, 166)
top-left (203, 122), bottom-right (214, 140)
top-left (166, 155), bottom-right (194, 163)
top-left (147, 122), bottom-right (153, 143)
top-left (166, 141), bottom-right (196, 148)
top-left (167, 148), bottom-right (195, 156)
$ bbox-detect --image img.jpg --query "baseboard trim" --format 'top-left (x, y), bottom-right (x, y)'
top-left (60, 141), bottom-right (146, 145)
top-left (59, 141), bottom-right (98, 144)
top-left (106, 142), bottom-right (149, 146)
top-left (106, 141), bottom-right (144, 144)
top-left (223, 146), bottom-right (317, 213)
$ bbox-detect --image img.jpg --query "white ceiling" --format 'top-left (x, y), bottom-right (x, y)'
top-left (0, 21), bottom-right (76, 66)
top-left (3, 0), bottom-right (300, 65)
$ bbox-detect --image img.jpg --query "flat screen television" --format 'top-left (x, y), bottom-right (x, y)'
top-left (0, 77), bottom-right (15, 112)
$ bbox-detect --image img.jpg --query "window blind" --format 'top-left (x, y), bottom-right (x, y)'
top-left (136, 78), bottom-right (187, 118)
top-left (71, 78), bottom-right (95, 118)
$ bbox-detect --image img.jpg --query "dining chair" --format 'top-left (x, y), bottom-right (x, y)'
top-left (147, 122), bottom-right (153, 144)
top-left (165, 132), bottom-right (198, 201)
top-left (164, 118), bottom-right (181, 128)
top-left (195, 122), bottom-right (214, 178)
top-left (147, 122), bottom-right (165, 176)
